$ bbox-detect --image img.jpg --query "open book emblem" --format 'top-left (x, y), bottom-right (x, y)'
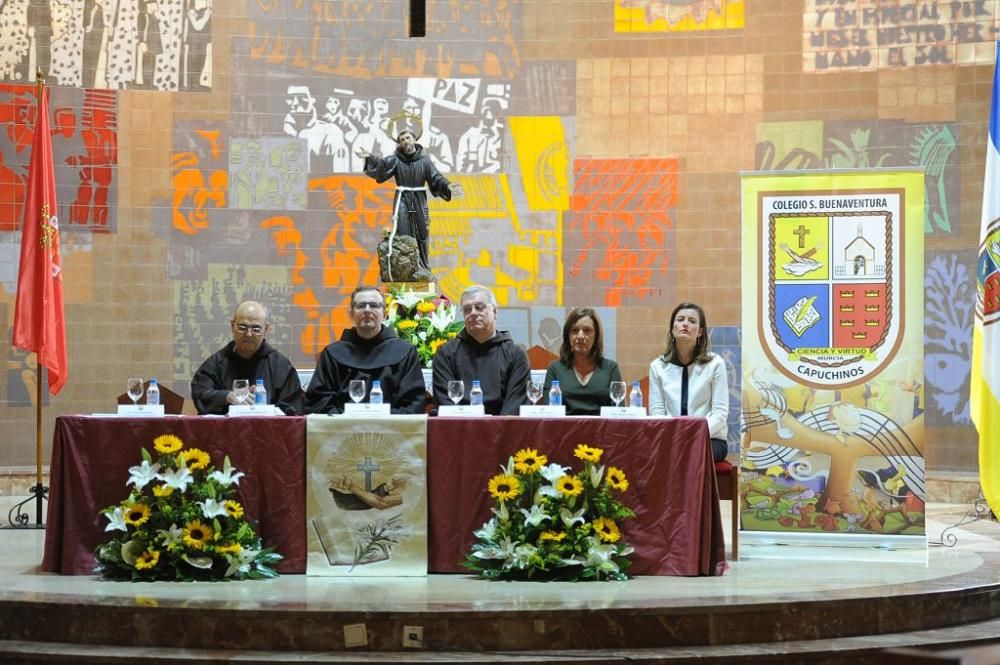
top-left (756, 192), bottom-right (906, 390)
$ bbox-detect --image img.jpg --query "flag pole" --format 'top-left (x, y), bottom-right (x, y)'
top-left (5, 69), bottom-right (50, 529)
top-left (34, 69), bottom-right (45, 522)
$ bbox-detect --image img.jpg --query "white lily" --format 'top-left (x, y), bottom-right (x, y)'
top-left (208, 457), bottom-right (245, 487)
top-left (589, 464), bottom-right (605, 488)
top-left (225, 547), bottom-right (261, 577)
top-left (519, 504), bottom-right (550, 528)
top-left (157, 466), bottom-right (193, 492)
top-left (427, 303), bottom-right (457, 332)
top-left (104, 507), bottom-right (127, 532)
top-left (539, 463), bottom-right (569, 483)
top-left (537, 484), bottom-right (561, 499)
top-left (491, 500), bottom-right (510, 523)
top-left (126, 460), bottom-right (161, 491)
top-left (473, 518), bottom-right (498, 541)
top-left (585, 540), bottom-right (622, 574)
top-left (559, 506), bottom-right (586, 529)
top-left (199, 498), bottom-right (229, 519)
top-left (158, 523), bottom-right (183, 547)
top-left (498, 456), bottom-right (516, 477)
top-left (471, 536), bottom-right (516, 561)
top-left (394, 290), bottom-right (432, 309)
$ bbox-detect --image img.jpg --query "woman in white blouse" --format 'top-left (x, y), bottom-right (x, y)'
top-left (648, 302), bottom-right (729, 462)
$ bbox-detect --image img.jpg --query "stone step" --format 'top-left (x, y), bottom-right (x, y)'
top-left (2, 617), bottom-right (1000, 664)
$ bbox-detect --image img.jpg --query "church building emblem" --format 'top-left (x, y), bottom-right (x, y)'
top-left (757, 190), bottom-right (906, 389)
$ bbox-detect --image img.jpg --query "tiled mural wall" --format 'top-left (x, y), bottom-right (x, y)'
top-left (0, 0), bottom-right (988, 473)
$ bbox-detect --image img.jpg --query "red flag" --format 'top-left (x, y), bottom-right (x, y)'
top-left (11, 86), bottom-right (67, 395)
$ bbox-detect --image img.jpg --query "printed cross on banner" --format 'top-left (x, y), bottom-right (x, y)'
top-left (357, 457), bottom-right (380, 491)
top-left (794, 224), bottom-right (810, 248)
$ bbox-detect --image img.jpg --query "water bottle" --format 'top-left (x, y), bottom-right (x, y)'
top-left (255, 378), bottom-right (267, 406)
top-left (370, 380), bottom-right (383, 404)
top-left (469, 380), bottom-right (484, 405)
top-left (629, 381), bottom-right (643, 408)
top-left (549, 380), bottom-right (562, 406)
top-left (146, 378), bottom-right (160, 406)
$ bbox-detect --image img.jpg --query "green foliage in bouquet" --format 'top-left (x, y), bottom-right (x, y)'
top-left (386, 289), bottom-right (464, 368)
top-left (465, 443), bottom-right (636, 581)
top-left (95, 434), bottom-right (282, 581)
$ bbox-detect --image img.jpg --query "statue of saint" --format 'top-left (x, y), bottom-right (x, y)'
top-left (357, 112), bottom-right (463, 281)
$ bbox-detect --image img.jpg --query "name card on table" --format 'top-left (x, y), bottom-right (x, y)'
top-left (342, 403), bottom-right (391, 416)
top-left (228, 404), bottom-right (281, 417)
top-left (519, 405), bottom-right (566, 417)
top-left (438, 404), bottom-right (486, 417)
top-left (116, 404), bottom-right (165, 417)
top-left (600, 406), bottom-right (647, 418)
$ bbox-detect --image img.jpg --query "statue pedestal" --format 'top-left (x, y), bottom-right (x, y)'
top-left (383, 281), bottom-right (436, 294)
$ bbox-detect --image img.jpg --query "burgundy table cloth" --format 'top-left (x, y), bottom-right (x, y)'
top-left (42, 415), bottom-right (306, 574)
top-left (427, 416), bottom-right (726, 576)
top-left (43, 415), bottom-right (725, 577)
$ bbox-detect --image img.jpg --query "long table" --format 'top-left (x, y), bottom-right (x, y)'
top-left (42, 415), bottom-right (725, 577)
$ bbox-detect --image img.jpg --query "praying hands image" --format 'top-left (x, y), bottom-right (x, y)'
top-left (331, 475), bottom-right (407, 510)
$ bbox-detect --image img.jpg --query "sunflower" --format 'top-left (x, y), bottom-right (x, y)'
top-left (513, 448), bottom-right (548, 474)
top-left (123, 502), bottom-right (151, 527)
top-left (179, 447), bottom-right (211, 471)
top-left (556, 475), bottom-right (584, 497)
top-left (606, 466), bottom-right (629, 492)
top-left (224, 500), bottom-right (244, 519)
top-left (134, 549), bottom-right (160, 570)
top-left (539, 530), bottom-right (567, 542)
top-left (593, 517), bottom-right (621, 543)
top-left (487, 473), bottom-right (521, 501)
top-left (215, 542), bottom-right (242, 555)
top-left (152, 485), bottom-right (174, 498)
top-left (416, 300), bottom-right (436, 313)
top-left (153, 434), bottom-right (183, 454)
top-left (429, 338), bottom-right (447, 354)
top-left (573, 443), bottom-right (604, 464)
top-left (397, 319), bottom-right (419, 331)
top-left (182, 519), bottom-right (215, 549)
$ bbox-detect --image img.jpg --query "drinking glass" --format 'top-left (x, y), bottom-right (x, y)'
top-left (447, 380), bottom-right (465, 405)
top-left (232, 379), bottom-right (250, 404)
top-left (609, 381), bottom-right (627, 407)
top-left (126, 377), bottom-right (144, 405)
top-left (526, 380), bottom-right (543, 405)
top-left (348, 380), bottom-right (366, 404)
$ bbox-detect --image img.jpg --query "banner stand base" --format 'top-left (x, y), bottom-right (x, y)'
top-left (738, 530), bottom-right (927, 563)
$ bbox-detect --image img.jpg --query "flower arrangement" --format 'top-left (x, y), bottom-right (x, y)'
top-left (386, 289), bottom-right (464, 368)
top-left (465, 444), bottom-right (635, 581)
top-left (95, 434), bottom-right (282, 581)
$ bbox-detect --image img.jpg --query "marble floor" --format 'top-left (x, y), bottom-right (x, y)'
top-left (0, 500), bottom-right (998, 663)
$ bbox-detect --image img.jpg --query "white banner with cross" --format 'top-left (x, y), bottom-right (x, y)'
top-left (305, 414), bottom-right (428, 576)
